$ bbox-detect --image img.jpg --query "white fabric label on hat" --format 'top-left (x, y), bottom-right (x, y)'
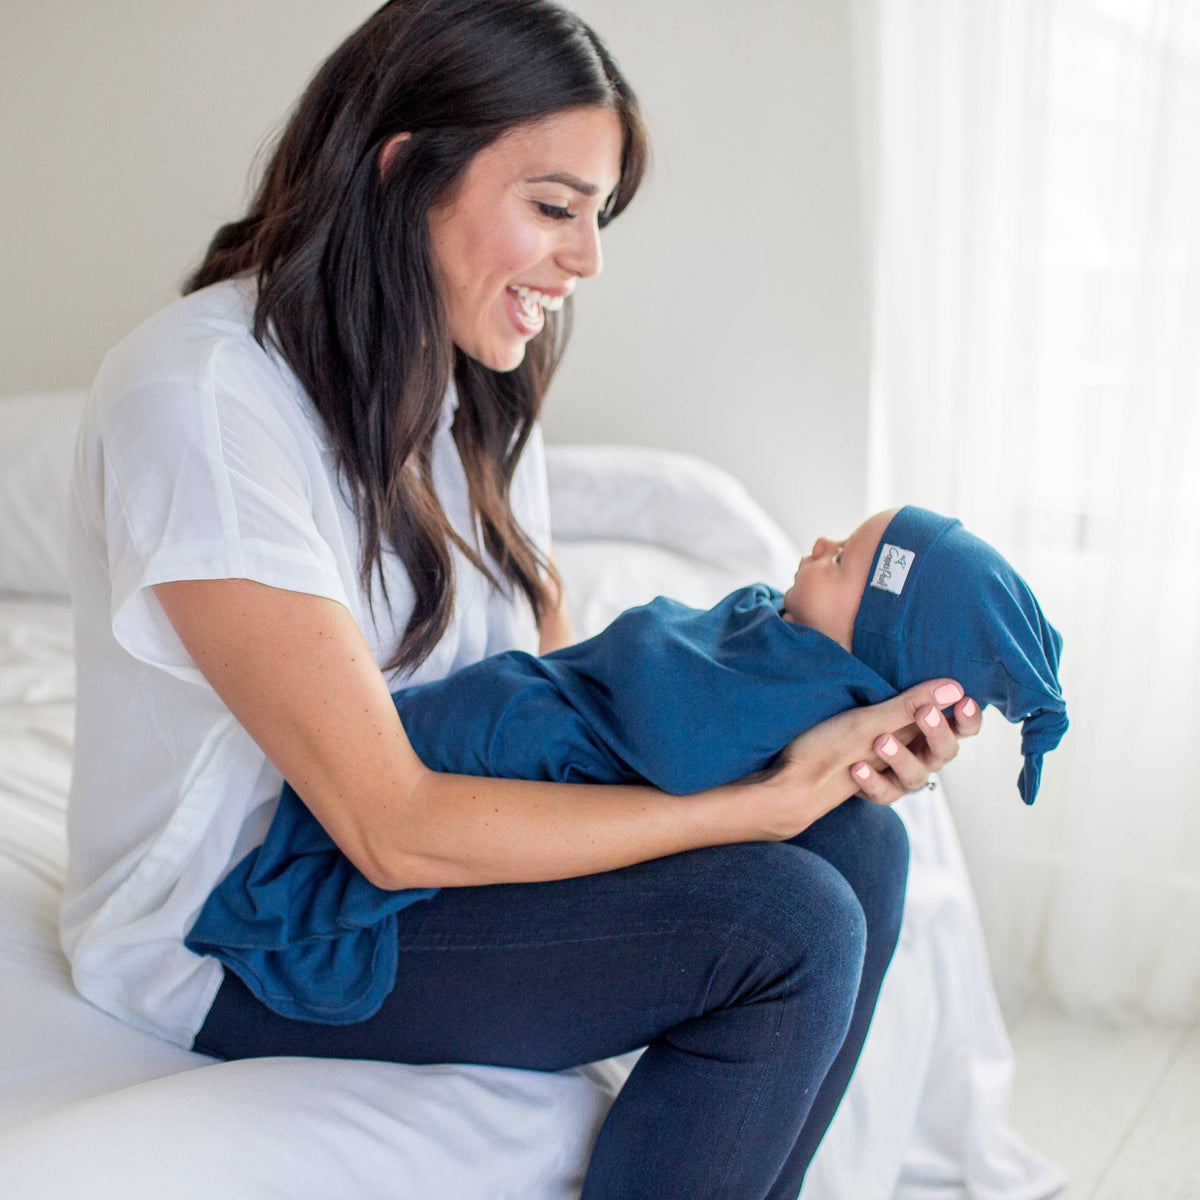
top-left (871, 543), bottom-right (916, 595)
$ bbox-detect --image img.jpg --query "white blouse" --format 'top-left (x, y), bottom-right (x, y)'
top-left (59, 277), bottom-right (552, 1048)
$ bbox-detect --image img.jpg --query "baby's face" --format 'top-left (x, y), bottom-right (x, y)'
top-left (781, 508), bottom-right (898, 649)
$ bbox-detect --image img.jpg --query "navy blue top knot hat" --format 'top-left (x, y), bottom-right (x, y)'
top-left (852, 506), bottom-right (1068, 804)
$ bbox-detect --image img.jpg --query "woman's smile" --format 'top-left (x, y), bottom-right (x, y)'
top-left (503, 284), bottom-right (570, 337)
top-left (504, 286), bottom-right (545, 337)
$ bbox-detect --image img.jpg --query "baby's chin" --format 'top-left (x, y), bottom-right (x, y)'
top-left (780, 595), bottom-right (855, 651)
top-left (780, 585), bottom-right (803, 624)
top-left (781, 596), bottom-right (826, 636)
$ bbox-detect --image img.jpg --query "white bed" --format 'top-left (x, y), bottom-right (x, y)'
top-left (0, 391), bottom-right (1066, 1199)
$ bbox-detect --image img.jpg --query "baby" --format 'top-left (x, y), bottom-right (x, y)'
top-left (188, 505), bottom-right (1068, 1023)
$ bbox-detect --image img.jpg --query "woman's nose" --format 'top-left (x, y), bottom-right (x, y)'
top-left (558, 218), bottom-right (604, 280)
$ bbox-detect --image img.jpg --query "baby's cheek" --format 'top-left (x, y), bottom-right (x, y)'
top-left (839, 582), bottom-right (865, 626)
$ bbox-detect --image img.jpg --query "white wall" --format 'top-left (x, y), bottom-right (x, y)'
top-left (0, 1), bottom-right (870, 550)
top-left (543, 1), bottom-right (871, 548)
top-left (0, 1), bottom-right (379, 388)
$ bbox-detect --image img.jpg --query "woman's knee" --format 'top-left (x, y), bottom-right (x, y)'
top-left (792, 797), bottom-right (910, 922)
top-left (869, 798), bottom-right (911, 876)
top-left (858, 799), bottom-right (911, 915)
top-left (702, 842), bottom-right (868, 1004)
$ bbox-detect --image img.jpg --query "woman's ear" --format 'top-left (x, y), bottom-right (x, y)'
top-left (377, 131), bottom-right (414, 179)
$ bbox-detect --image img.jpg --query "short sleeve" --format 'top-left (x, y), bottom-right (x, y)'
top-left (99, 367), bottom-right (351, 687)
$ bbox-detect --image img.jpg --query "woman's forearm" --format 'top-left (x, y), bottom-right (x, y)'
top-left (384, 768), bottom-right (775, 890)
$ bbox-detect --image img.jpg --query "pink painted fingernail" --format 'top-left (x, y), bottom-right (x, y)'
top-left (963, 699), bottom-right (977, 716)
top-left (934, 684), bottom-right (963, 705)
top-left (853, 763), bottom-right (871, 780)
top-left (924, 708), bottom-right (940, 728)
top-left (878, 736), bottom-right (898, 756)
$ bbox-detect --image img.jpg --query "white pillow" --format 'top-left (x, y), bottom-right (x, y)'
top-left (0, 391), bottom-right (88, 599)
top-left (554, 539), bottom-right (756, 641)
top-left (545, 443), bottom-right (799, 582)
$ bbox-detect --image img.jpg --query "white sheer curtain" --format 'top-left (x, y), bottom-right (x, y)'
top-left (852, 0), bottom-right (1200, 1023)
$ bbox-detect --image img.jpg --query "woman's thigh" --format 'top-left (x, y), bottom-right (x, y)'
top-left (194, 835), bottom-right (868, 1069)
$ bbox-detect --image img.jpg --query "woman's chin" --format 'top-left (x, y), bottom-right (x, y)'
top-left (495, 346), bottom-right (528, 372)
top-left (463, 340), bottom-right (527, 373)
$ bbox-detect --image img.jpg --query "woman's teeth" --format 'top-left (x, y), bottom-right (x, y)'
top-left (510, 285), bottom-right (565, 315)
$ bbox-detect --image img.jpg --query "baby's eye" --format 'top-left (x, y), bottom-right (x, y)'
top-left (536, 202), bottom-right (576, 221)
top-left (834, 548), bottom-right (844, 565)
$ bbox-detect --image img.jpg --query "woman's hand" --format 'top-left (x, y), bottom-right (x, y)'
top-left (754, 680), bottom-right (983, 841)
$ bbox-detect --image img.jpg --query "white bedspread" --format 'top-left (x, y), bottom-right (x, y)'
top-left (0, 441), bottom-right (1065, 1199)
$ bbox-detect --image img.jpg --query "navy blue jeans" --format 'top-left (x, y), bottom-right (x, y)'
top-left (193, 796), bottom-right (909, 1199)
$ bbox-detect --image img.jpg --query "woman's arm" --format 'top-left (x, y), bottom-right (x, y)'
top-left (153, 577), bottom-right (757, 891)
top-left (153, 577), bottom-right (978, 890)
top-left (537, 547), bottom-right (576, 654)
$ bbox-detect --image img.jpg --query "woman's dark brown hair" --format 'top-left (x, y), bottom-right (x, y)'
top-left (184, 0), bottom-right (649, 674)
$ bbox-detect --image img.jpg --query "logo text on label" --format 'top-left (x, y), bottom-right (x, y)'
top-left (871, 543), bottom-right (916, 595)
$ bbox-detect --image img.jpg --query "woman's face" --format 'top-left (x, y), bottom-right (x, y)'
top-left (427, 105), bottom-right (624, 372)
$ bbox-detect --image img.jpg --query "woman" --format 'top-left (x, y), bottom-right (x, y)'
top-left (60, 2), bottom-right (982, 1196)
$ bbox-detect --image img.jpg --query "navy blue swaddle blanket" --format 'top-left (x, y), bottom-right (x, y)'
top-left (186, 585), bottom-right (896, 1023)
top-left (186, 506), bottom-right (1068, 1024)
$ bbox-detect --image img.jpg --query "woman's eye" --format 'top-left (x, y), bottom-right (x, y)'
top-left (536, 202), bottom-right (576, 221)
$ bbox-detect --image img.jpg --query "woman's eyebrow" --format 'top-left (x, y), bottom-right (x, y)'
top-left (525, 172), bottom-right (600, 197)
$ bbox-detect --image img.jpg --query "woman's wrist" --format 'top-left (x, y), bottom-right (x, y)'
top-left (700, 771), bottom-right (822, 844)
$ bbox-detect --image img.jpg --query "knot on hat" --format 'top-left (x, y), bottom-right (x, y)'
top-left (852, 506), bottom-right (1068, 805)
top-left (1018, 708), bottom-right (1070, 805)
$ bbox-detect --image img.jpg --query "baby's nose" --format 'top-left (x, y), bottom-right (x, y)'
top-left (812, 536), bottom-right (834, 558)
